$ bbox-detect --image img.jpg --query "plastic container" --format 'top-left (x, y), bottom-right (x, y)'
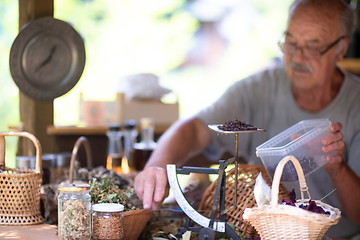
top-left (58, 183), bottom-right (91, 240)
top-left (91, 203), bottom-right (124, 240)
top-left (256, 119), bottom-right (335, 182)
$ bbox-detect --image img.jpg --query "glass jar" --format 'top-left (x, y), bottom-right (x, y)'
top-left (123, 120), bottom-right (138, 171)
top-left (133, 118), bottom-right (157, 171)
top-left (91, 203), bottom-right (124, 240)
top-left (106, 124), bottom-right (123, 174)
top-left (58, 183), bottom-right (91, 240)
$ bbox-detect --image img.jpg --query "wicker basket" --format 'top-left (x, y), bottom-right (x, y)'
top-left (0, 132), bottom-right (44, 225)
top-left (123, 208), bottom-right (154, 240)
top-left (243, 156), bottom-right (341, 240)
top-left (199, 164), bottom-right (289, 238)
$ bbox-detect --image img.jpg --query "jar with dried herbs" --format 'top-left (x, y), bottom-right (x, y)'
top-left (58, 183), bottom-right (91, 240)
top-left (91, 203), bottom-right (124, 240)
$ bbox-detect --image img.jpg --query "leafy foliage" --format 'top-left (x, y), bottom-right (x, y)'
top-left (89, 177), bottom-right (137, 211)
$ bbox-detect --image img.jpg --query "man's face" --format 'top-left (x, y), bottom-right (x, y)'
top-left (283, 6), bottom-right (343, 91)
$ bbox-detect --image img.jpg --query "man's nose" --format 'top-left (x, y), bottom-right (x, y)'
top-left (292, 47), bottom-right (308, 62)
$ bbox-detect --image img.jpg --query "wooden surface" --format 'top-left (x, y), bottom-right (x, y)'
top-left (0, 224), bottom-right (58, 240)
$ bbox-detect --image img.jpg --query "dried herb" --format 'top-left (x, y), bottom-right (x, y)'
top-left (89, 177), bottom-right (137, 211)
top-left (92, 211), bottom-right (123, 239)
top-left (58, 199), bottom-right (91, 240)
top-left (282, 188), bottom-right (330, 215)
top-left (218, 119), bottom-right (257, 131)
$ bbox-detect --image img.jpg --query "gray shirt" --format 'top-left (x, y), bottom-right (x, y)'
top-left (195, 65), bottom-right (360, 238)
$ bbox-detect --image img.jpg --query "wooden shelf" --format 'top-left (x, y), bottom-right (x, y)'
top-left (47, 124), bottom-right (171, 135)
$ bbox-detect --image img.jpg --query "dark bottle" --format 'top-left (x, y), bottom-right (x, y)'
top-left (133, 118), bottom-right (157, 171)
top-left (106, 124), bottom-right (123, 174)
top-left (123, 120), bottom-right (138, 172)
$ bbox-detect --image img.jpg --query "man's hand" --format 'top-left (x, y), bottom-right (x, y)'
top-left (134, 166), bottom-right (169, 210)
top-left (322, 122), bottom-right (345, 175)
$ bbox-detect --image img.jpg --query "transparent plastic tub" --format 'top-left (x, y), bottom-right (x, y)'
top-left (256, 119), bottom-right (335, 182)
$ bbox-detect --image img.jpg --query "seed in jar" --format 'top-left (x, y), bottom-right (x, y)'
top-left (218, 119), bottom-right (257, 131)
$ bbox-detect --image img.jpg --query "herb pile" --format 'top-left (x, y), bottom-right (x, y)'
top-left (58, 199), bottom-right (90, 240)
top-left (282, 189), bottom-right (330, 215)
top-left (218, 119), bottom-right (258, 131)
top-left (89, 177), bottom-right (137, 211)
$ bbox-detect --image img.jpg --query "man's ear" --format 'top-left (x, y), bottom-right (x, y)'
top-left (337, 37), bottom-right (350, 62)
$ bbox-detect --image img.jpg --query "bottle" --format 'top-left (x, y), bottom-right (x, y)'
top-left (133, 118), bottom-right (157, 171)
top-left (106, 124), bottom-right (123, 174)
top-left (123, 120), bottom-right (138, 172)
top-left (58, 183), bottom-right (91, 240)
top-left (91, 203), bottom-right (124, 240)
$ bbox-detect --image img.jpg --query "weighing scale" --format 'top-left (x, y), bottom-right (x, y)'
top-left (167, 124), bottom-right (265, 240)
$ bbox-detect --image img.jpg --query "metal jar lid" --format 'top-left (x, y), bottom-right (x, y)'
top-left (58, 182), bottom-right (90, 191)
top-left (92, 203), bottom-right (124, 212)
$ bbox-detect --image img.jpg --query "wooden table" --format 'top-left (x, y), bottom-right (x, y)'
top-left (0, 224), bottom-right (58, 240)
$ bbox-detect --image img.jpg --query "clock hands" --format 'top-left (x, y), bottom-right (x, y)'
top-left (34, 45), bottom-right (57, 73)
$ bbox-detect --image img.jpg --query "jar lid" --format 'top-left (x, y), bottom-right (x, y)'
top-left (58, 182), bottom-right (90, 191)
top-left (92, 203), bottom-right (124, 212)
top-left (140, 118), bottom-right (154, 128)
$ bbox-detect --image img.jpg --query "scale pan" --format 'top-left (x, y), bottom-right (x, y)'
top-left (208, 124), bottom-right (266, 134)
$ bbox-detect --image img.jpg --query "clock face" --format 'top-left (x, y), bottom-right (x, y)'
top-left (9, 17), bottom-right (86, 101)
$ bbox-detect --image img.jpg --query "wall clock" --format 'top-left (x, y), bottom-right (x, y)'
top-left (9, 16), bottom-right (86, 101)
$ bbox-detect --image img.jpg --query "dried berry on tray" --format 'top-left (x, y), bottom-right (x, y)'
top-left (218, 119), bottom-right (258, 131)
top-left (282, 189), bottom-right (330, 215)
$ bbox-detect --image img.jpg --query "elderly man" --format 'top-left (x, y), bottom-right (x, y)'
top-left (134, 0), bottom-right (360, 238)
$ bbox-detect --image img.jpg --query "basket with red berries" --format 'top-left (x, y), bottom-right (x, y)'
top-left (243, 155), bottom-right (341, 240)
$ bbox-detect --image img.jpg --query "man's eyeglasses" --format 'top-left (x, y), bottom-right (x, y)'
top-left (278, 36), bottom-right (346, 60)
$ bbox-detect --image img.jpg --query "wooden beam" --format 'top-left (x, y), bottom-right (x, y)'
top-left (17, 0), bottom-right (55, 156)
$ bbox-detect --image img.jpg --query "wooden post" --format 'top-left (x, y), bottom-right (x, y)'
top-left (17, 0), bottom-right (55, 156)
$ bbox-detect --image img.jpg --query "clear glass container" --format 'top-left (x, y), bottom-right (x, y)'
top-left (91, 203), bottom-right (124, 240)
top-left (58, 183), bottom-right (91, 240)
top-left (123, 120), bottom-right (138, 171)
top-left (133, 118), bottom-right (157, 171)
top-left (106, 124), bottom-right (123, 174)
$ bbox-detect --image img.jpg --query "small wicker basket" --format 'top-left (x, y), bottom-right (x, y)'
top-left (199, 164), bottom-right (289, 238)
top-left (123, 208), bottom-right (154, 240)
top-left (0, 131), bottom-right (44, 225)
top-left (243, 156), bottom-right (341, 240)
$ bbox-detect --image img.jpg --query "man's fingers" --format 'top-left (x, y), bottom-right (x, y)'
top-left (153, 169), bottom-right (168, 203)
top-left (322, 131), bottom-right (343, 146)
top-left (326, 154), bottom-right (343, 164)
top-left (134, 167), bottom-right (169, 210)
top-left (323, 139), bottom-right (345, 153)
top-left (134, 173), bottom-right (145, 201)
top-left (143, 174), bottom-right (156, 209)
top-left (330, 122), bottom-right (343, 132)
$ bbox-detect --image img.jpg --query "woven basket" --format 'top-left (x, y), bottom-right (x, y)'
top-left (243, 156), bottom-right (341, 240)
top-left (123, 208), bottom-right (153, 240)
top-left (199, 164), bottom-right (289, 238)
top-left (0, 132), bottom-right (44, 225)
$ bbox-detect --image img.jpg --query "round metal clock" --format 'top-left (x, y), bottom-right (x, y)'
top-left (9, 16), bottom-right (86, 101)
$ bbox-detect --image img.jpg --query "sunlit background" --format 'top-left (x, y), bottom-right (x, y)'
top-left (0, 0), bottom-right (292, 167)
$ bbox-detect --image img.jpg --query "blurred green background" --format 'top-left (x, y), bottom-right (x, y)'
top-left (0, 0), bottom-right (292, 167)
